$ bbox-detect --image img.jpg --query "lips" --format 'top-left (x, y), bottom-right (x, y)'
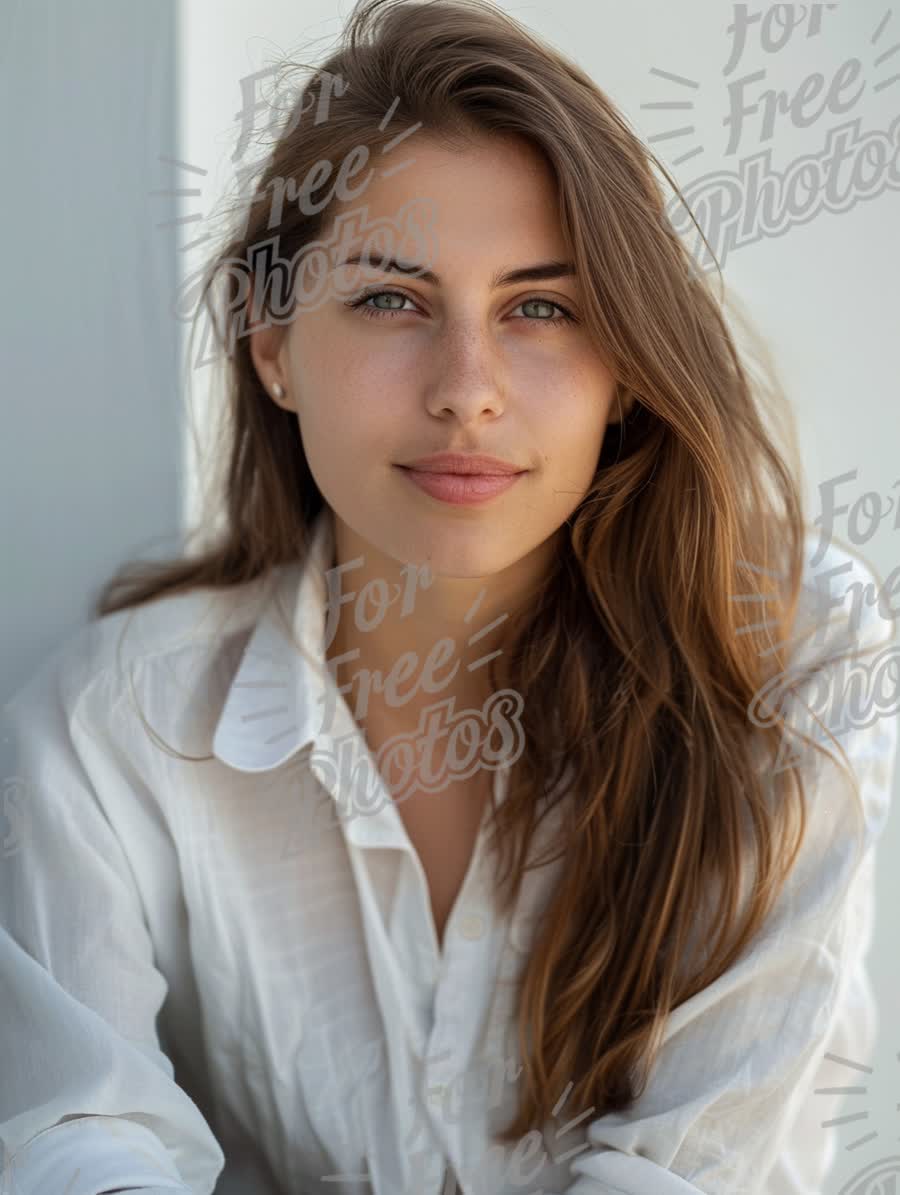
top-left (397, 452), bottom-right (526, 476)
top-left (395, 465), bottom-right (526, 506)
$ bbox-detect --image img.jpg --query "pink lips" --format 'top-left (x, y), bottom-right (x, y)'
top-left (394, 451), bottom-right (529, 506)
top-left (396, 467), bottom-right (524, 505)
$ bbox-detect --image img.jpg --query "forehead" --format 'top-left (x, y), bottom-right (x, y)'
top-left (327, 131), bottom-right (567, 267)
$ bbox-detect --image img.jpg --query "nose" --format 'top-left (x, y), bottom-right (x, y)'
top-left (422, 322), bottom-right (506, 424)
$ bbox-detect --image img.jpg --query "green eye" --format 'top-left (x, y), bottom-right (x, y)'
top-left (516, 298), bottom-right (575, 324)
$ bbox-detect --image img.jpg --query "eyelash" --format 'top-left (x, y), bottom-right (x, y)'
top-left (344, 287), bottom-right (577, 327)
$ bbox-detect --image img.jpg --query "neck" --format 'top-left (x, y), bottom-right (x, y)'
top-left (323, 516), bottom-right (558, 732)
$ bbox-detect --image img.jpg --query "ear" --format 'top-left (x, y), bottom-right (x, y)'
top-left (249, 318), bottom-right (294, 412)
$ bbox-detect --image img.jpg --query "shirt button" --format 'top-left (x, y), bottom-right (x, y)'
top-left (459, 912), bottom-right (486, 940)
top-left (428, 1085), bottom-right (445, 1103)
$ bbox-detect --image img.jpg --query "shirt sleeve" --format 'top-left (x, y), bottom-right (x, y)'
top-left (561, 564), bottom-right (898, 1195)
top-left (760, 843), bottom-right (879, 1195)
top-left (0, 632), bottom-right (226, 1195)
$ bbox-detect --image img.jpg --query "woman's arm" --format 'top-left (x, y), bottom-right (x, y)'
top-left (0, 634), bottom-right (225, 1195)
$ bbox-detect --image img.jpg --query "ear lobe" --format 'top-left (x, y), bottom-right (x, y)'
top-left (270, 388), bottom-right (299, 414)
top-left (249, 319), bottom-right (291, 407)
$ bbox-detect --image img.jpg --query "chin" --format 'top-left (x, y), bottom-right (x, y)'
top-left (388, 527), bottom-right (526, 580)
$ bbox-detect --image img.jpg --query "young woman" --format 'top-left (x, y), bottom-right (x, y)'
top-left (1, 0), bottom-right (895, 1193)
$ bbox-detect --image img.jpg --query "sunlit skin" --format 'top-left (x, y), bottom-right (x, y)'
top-left (250, 132), bottom-right (629, 734)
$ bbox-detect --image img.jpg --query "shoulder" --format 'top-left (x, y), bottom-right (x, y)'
top-left (786, 530), bottom-right (897, 850)
top-left (793, 529), bottom-right (895, 665)
top-left (740, 531), bottom-right (896, 859)
top-left (2, 567), bottom-right (287, 749)
top-left (749, 531), bottom-right (894, 748)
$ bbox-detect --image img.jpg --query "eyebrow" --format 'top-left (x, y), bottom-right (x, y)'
top-left (336, 252), bottom-right (577, 289)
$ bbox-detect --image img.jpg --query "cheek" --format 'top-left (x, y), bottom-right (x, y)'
top-left (299, 326), bottom-right (413, 417)
top-left (299, 381), bottom-right (398, 479)
top-left (531, 370), bottom-right (615, 448)
top-left (566, 422), bottom-right (611, 480)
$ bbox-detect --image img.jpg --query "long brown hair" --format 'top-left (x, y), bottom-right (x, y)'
top-left (94, 0), bottom-right (874, 1147)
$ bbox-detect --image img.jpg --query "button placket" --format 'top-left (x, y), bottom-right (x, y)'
top-left (421, 1047), bottom-right (455, 1130)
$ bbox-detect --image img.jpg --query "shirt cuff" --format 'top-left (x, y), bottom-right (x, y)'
top-left (566, 1149), bottom-right (706, 1194)
top-left (5, 1115), bottom-right (192, 1195)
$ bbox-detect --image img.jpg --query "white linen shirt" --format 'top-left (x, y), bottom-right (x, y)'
top-left (1, 505), bottom-right (896, 1195)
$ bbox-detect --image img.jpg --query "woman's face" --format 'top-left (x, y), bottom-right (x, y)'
top-left (254, 131), bottom-right (622, 579)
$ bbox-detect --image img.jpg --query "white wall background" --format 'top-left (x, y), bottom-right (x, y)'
top-left (2, 1), bottom-right (898, 1190)
top-left (0, 0), bottom-right (183, 704)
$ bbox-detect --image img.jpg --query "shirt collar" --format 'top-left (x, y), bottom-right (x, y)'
top-left (212, 504), bottom-right (338, 774)
top-left (210, 504), bottom-right (524, 852)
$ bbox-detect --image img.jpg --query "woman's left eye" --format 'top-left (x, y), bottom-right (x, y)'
top-left (344, 289), bottom-right (577, 326)
top-left (514, 297), bottom-right (576, 325)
